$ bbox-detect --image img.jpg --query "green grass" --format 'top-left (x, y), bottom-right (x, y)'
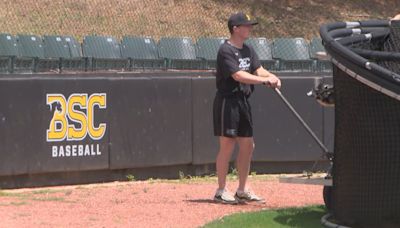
top-left (126, 174), bottom-right (136, 182)
top-left (31, 197), bottom-right (66, 202)
top-left (0, 189), bottom-right (74, 203)
top-left (0, 188), bottom-right (67, 197)
top-left (9, 201), bottom-right (29, 206)
top-left (0, 191), bottom-right (28, 198)
top-left (142, 169), bottom-right (261, 184)
top-left (125, 172), bottom-right (276, 185)
top-left (152, 168), bottom-right (273, 184)
top-left (0, 201), bottom-right (29, 206)
top-left (203, 205), bottom-right (326, 228)
top-left (31, 189), bottom-right (67, 195)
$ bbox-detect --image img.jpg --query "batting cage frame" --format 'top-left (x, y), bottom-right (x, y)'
top-left (320, 20), bottom-right (400, 227)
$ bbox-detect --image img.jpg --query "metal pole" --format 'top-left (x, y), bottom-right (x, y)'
top-left (274, 88), bottom-right (330, 154)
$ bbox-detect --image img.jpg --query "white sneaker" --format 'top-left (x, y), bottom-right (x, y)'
top-left (235, 189), bottom-right (265, 203)
top-left (214, 189), bottom-right (238, 204)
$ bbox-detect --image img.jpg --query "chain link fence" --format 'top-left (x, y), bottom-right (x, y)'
top-left (1, 0), bottom-right (397, 41)
top-left (0, 0), bottom-right (397, 73)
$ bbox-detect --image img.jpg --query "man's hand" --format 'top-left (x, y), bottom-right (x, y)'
top-left (255, 66), bottom-right (281, 89)
top-left (231, 68), bottom-right (282, 89)
top-left (264, 74), bottom-right (281, 89)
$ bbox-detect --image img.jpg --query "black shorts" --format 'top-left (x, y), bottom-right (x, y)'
top-left (213, 93), bottom-right (253, 138)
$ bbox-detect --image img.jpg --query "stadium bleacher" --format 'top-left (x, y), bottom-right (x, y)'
top-left (245, 37), bottom-right (277, 71)
top-left (272, 38), bottom-right (314, 72)
top-left (0, 34), bottom-right (17, 73)
top-left (121, 36), bottom-right (165, 70)
top-left (196, 37), bottom-right (226, 70)
top-left (0, 34), bottom-right (331, 73)
top-left (309, 37), bottom-right (332, 72)
top-left (82, 35), bottom-right (128, 71)
top-left (158, 37), bottom-right (202, 70)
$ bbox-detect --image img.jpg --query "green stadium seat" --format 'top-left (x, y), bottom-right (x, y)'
top-left (82, 35), bottom-right (128, 71)
top-left (272, 38), bottom-right (313, 72)
top-left (245, 37), bottom-right (278, 71)
top-left (121, 36), bottom-right (165, 70)
top-left (65, 36), bottom-right (83, 58)
top-left (17, 35), bottom-right (44, 58)
top-left (64, 36), bottom-right (83, 58)
top-left (64, 36), bottom-right (87, 71)
top-left (309, 37), bottom-right (332, 72)
top-left (158, 37), bottom-right (202, 70)
top-left (43, 36), bottom-right (70, 58)
top-left (0, 34), bottom-right (18, 73)
top-left (43, 35), bottom-right (86, 72)
top-left (196, 37), bottom-right (226, 69)
top-left (16, 34), bottom-right (59, 73)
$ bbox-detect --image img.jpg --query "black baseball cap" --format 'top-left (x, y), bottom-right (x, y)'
top-left (228, 12), bottom-right (258, 30)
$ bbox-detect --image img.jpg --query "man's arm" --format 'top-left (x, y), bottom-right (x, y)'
top-left (254, 66), bottom-right (281, 88)
top-left (255, 66), bottom-right (277, 78)
top-left (232, 70), bottom-right (270, 84)
top-left (232, 69), bottom-right (281, 88)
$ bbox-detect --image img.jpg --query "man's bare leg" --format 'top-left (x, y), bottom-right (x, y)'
top-left (236, 137), bottom-right (255, 191)
top-left (216, 136), bottom-right (236, 190)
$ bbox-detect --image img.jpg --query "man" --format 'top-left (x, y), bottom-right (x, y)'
top-left (213, 12), bottom-right (281, 204)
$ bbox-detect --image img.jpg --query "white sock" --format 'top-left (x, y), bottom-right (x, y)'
top-left (216, 188), bottom-right (226, 194)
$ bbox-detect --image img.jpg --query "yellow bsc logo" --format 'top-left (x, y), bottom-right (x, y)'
top-left (46, 93), bottom-right (107, 142)
top-left (246, 14), bottom-right (251, 21)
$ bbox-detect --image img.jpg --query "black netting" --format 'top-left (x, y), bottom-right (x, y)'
top-left (347, 21), bottom-right (400, 74)
top-left (331, 21), bottom-right (400, 226)
top-left (333, 66), bottom-right (400, 226)
top-left (379, 21), bottom-right (400, 73)
top-left (348, 36), bottom-right (385, 52)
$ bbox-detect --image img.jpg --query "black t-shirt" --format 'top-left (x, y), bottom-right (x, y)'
top-left (216, 40), bottom-right (261, 97)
